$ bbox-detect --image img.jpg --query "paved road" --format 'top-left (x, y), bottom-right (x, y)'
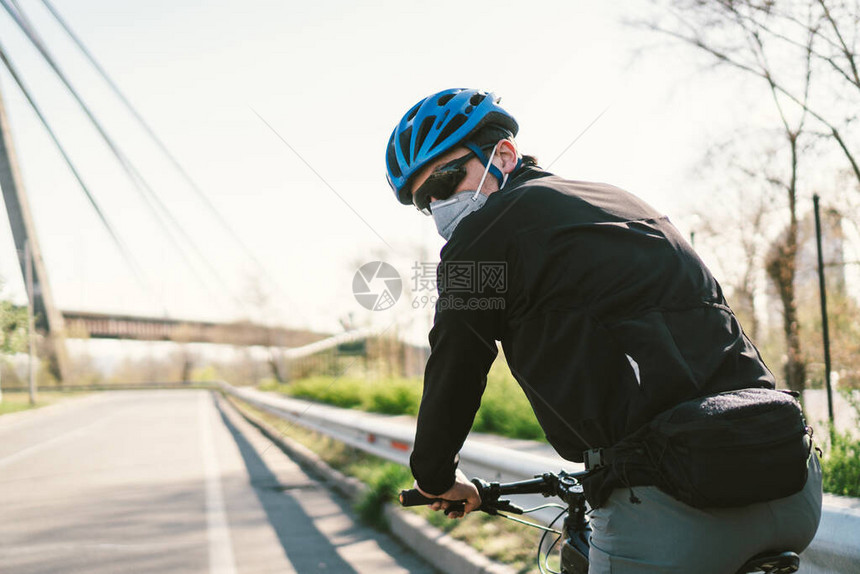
top-left (0, 390), bottom-right (436, 574)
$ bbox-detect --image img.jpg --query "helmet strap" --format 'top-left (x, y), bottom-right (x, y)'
top-left (464, 142), bottom-right (506, 188)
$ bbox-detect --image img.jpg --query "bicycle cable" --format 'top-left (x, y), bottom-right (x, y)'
top-left (542, 531), bottom-right (563, 574)
top-left (499, 513), bottom-right (562, 535)
top-left (495, 501), bottom-right (566, 534)
top-left (520, 503), bottom-right (567, 513)
top-left (537, 506), bottom-right (568, 574)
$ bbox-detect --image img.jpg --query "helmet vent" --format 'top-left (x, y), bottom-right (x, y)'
top-left (387, 143), bottom-right (401, 178)
top-left (399, 126), bottom-right (413, 159)
top-left (436, 109), bottom-right (450, 129)
top-left (416, 116), bottom-right (435, 152)
top-left (470, 93), bottom-right (485, 106)
top-left (437, 93), bottom-right (455, 106)
top-left (431, 113), bottom-right (467, 150)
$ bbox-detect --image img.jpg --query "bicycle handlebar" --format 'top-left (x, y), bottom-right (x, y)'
top-left (398, 483), bottom-right (471, 515)
top-left (399, 470), bottom-right (591, 516)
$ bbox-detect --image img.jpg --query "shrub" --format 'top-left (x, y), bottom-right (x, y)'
top-left (364, 379), bottom-right (422, 415)
top-left (819, 390), bottom-right (860, 497)
top-left (821, 427), bottom-right (860, 497)
top-left (353, 463), bottom-right (413, 530)
top-left (474, 362), bottom-right (544, 440)
top-left (260, 354), bottom-right (546, 443)
top-left (288, 377), bottom-right (365, 409)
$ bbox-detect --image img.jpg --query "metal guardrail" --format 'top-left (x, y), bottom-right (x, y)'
top-left (219, 382), bottom-right (860, 573)
top-left (224, 384), bottom-right (576, 478)
top-left (282, 328), bottom-right (379, 360)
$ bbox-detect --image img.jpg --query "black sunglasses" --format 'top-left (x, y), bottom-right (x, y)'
top-left (412, 151), bottom-right (476, 214)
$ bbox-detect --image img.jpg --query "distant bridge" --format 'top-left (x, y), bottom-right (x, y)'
top-left (61, 310), bottom-right (329, 348)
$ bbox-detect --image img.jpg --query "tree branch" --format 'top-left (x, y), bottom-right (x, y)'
top-left (642, 21), bottom-right (860, 186)
top-left (717, 2), bottom-right (859, 90)
top-left (817, 0), bottom-right (860, 86)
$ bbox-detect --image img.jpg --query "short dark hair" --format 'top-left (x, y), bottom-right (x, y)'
top-left (469, 125), bottom-right (539, 167)
top-left (469, 125), bottom-right (514, 148)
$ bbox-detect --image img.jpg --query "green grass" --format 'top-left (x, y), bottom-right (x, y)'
top-left (0, 392), bottom-right (84, 416)
top-left (259, 358), bottom-right (545, 442)
top-left (821, 427), bottom-right (860, 497)
top-left (473, 368), bottom-right (545, 441)
top-left (229, 396), bottom-right (548, 574)
top-left (0, 397), bottom-right (33, 415)
top-left (261, 376), bottom-right (421, 414)
top-left (354, 463), bottom-right (414, 530)
top-left (819, 391), bottom-right (860, 498)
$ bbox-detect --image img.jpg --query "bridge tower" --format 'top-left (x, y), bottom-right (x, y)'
top-left (0, 83), bottom-right (70, 382)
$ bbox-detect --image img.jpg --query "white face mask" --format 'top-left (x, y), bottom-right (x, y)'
top-left (430, 190), bottom-right (488, 240)
top-left (429, 143), bottom-right (509, 241)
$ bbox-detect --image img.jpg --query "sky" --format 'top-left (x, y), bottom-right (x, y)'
top-left (0, 0), bottom-right (807, 348)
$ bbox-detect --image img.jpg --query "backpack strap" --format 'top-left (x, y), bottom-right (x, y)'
top-left (584, 448), bottom-right (614, 471)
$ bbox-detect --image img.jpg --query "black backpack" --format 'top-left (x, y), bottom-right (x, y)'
top-left (584, 388), bottom-right (813, 508)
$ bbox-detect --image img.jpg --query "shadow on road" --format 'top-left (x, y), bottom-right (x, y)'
top-left (215, 398), bottom-right (367, 573)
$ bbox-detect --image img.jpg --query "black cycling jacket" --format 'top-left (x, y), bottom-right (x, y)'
top-left (409, 166), bottom-right (775, 497)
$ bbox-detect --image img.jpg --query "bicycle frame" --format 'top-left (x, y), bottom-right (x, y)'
top-left (558, 473), bottom-right (590, 574)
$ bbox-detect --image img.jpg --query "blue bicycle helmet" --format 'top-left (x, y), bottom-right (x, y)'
top-left (386, 88), bottom-right (519, 205)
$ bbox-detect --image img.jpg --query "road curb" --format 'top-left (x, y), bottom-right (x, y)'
top-left (223, 393), bottom-right (517, 574)
top-left (384, 507), bottom-right (517, 574)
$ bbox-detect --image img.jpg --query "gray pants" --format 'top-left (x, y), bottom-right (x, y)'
top-left (588, 454), bottom-right (823, 573)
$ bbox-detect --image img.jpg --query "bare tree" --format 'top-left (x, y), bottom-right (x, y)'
top-left (640, 0), bottom-right (859, 394)
top-left (642, 0), bottom-right (860, 186)
top-left (692, 179), bottom-right (770, 341)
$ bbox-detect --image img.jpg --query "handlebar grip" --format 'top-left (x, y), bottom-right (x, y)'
top-left (398, 489), bottom-right (466, 515)
top-left (399, 489), bottom-right (437, 507)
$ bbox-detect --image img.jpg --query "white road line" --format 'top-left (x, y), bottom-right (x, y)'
top-left (199, 391), bottom-right (237, 574)
top-left (0, 412), bottom-right (117, 470)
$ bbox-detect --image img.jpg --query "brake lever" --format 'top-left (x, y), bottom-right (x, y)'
top-left (480, 498), bottom-right (524, 515)
top-left (494, 499), bottom-right (524, 515)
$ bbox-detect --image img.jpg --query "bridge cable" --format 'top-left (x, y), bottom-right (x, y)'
top-left (0, 39), bottom-right (154, 296)
top-left (0, 0), bottom-right (211, 284)
top-left (0, 0), bottom-right (207, 293)
top-left (38, 0), bottom-right (271, 273)
top-left (37, 0), bottom-right (302, 321)
top-left (0, 0), bottom-right (245, 313)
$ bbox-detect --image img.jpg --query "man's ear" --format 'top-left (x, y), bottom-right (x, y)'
top-left (496, 139), bottom-right (519, 174)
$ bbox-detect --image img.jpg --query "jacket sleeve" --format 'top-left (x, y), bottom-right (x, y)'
top-left (409, 241), bottom-right (504, 494)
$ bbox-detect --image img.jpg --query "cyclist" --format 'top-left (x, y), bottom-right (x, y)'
top-left (385, 88), bottom-right (822, 573)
